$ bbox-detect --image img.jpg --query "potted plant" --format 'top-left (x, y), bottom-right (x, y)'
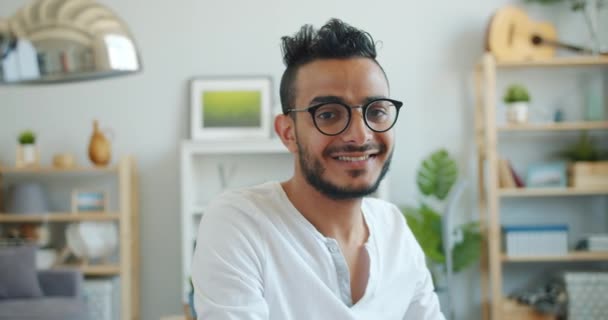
top-left (503, 84), bottom-right (531, 123)
top-left (402, 149), bottom-right (481, 283)
top-left (16, 130), bottom-right (39, 167)
top-left (559, 131), bottom-right (608, 188)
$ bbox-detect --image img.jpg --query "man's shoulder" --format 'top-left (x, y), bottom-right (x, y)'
top-left (363, 197), bottom-right (421, 258)
top-left (203, 181), bottom-right (283, 219)
top-left (362, 197), bottom-right (401, 216)
top-left (362, 197), bottom-right (405, 228)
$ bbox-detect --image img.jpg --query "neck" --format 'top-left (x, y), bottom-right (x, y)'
top-left (281, 176), bottom-right (367, 244)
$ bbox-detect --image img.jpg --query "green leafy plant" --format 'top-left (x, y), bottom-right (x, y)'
top-left (558, 131), bottom-right (608, 161)
top-left (503, 84), bottom-right (531, 104)
top-left (402, 149), bottom-right (481, 273)
top-left (18, 130), bottom-right (36, 145)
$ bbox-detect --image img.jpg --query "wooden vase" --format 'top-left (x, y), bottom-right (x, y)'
top-left (88, 120), bottom-right (111, 166)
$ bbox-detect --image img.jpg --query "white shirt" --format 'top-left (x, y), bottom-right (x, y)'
top-left (192, 181), bottom-right (445, 320)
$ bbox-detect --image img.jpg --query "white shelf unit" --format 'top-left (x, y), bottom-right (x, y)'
top-left (180, 139), bottom-right (293, 300)
top-left (179, 138), bottom-right (390, 300)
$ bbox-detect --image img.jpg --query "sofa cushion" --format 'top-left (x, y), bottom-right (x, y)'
top-left (0, 297), bottom-right (87, 320)
top-left (0, 245), bottom-right (43, 299)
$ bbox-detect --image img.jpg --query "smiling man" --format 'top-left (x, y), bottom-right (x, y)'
top-left (191, 18), bottom-right (445, 320)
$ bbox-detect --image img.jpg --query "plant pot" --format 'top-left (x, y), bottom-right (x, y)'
top-left (506, 102), bottom-right (529, 124)
top-left (16, 144), bottom-right (40, 167)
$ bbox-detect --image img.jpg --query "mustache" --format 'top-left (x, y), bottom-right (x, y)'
top-left (323, 142), bottom-right (387, 156)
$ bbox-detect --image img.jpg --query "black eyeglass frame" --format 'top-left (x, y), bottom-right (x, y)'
top-left (285, 98), bottom-right (404, 136)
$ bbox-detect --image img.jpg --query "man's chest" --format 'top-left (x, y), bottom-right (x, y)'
top-left (262, 236), bottom-right (416, 319)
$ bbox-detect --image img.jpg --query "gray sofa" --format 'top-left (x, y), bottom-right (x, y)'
top-left (0, 269), bottom-right (88, 320)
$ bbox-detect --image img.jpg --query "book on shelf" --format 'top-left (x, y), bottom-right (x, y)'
top-left (499, 159), bottom-right (515, 188)
top-left (498, 158), bottom-right (524, 188)
top-left (507, 160), bottom-right (525, 188)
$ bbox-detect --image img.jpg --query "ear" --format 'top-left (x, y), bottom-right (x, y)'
top-left (274, 114), bottom-right (298, 153)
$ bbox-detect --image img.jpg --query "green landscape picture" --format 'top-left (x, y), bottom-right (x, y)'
top-left (202, 90), bottom-right (262, 128)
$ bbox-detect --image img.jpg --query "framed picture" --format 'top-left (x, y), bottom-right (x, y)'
top-left (526, 162), bottom-right (568, 188)
top-left (190, 77), bottom-right (272, 140)
top-left (71, 190), bottom-right (107, 213)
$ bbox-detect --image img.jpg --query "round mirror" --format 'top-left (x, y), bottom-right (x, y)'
top-left (0, 0), bottom-right (142, 84)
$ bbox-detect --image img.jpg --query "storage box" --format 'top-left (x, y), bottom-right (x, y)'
top-left (526, 162), bottom-right (568, 188)
top-left (589, 235), bottom-right (608, 252)
top-left (565, 272), bottom-right (608, 320)
top-left (568, 161), bottom-right (608, 189)
top-left (83, 277), bottom-right (120, 320)
top-left (503, 225), bottom-right (568, 257)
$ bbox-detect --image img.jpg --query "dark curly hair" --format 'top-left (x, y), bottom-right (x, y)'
top-left (279, 18), bottom-right (385, 114)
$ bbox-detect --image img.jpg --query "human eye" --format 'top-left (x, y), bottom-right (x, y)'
top-left (369, 107), bottom-right (388, 117)
top-left (366, 101), bottom-right (392, 121)
top-left (317, 110), bottom-right (336, 120)
top-left (315, 104), bottom-right (345, 122)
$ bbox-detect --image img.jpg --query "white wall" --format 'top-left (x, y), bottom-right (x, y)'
top-left (1, 1), bottom-right (605, 319)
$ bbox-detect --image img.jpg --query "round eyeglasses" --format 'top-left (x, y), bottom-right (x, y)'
top-left (286, 98), bottom-right (403, 136)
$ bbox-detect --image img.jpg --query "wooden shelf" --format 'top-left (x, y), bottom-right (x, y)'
top-left (498, 121), bottom-right (608, 132)
top-left (476, 53), bottom-right (608, 320)
top-left (499, 187), bottom-right (608, 197)
top-left (0, 165), bottom-right (118, 174)
top-left (0, 212), bottom-right (120, 222)
top-left (502, 251), bottom-right (608, 263)
top-left (0, 156), bottom-right (138, 320)
top-left (56, 264), bottom-right (120, 276)
top-left (496, 55), bottom-right (608, 68)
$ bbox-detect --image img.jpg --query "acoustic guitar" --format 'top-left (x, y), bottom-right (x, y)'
top-left (486, 5), bottom-right (557, 61)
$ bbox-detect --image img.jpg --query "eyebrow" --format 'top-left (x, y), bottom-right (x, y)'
top-left (308, 95), bottom-right (388, 106)
top-left (309, 96), bottom-right (343, 105)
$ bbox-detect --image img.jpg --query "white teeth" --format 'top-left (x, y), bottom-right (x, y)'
top-left (337, 155), bottom-right (370, 162)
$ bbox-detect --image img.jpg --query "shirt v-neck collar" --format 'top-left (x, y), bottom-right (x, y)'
top-left (271, 181), bottom-right (379, 307)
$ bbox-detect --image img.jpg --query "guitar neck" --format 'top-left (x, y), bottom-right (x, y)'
top-left (532, 34), bottom-right (607, 55)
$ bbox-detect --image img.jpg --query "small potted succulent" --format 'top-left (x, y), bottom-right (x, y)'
top-left (503, 84), bottom-right (531, 123)
top-left (17, 130), bottom-right (39, 167)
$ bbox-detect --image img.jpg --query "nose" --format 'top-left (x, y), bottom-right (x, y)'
top-left (341, 109), bottom-right (372, 144)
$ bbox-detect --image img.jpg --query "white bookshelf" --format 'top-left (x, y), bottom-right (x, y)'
top-left (180, 139), bottom-right (292, 300)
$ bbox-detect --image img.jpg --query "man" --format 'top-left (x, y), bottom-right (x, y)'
top-left (192, 18), bottom-right (445, 319)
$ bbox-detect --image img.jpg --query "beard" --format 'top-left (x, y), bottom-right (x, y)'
top-left (296, 139), bottom-right (392, 200)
